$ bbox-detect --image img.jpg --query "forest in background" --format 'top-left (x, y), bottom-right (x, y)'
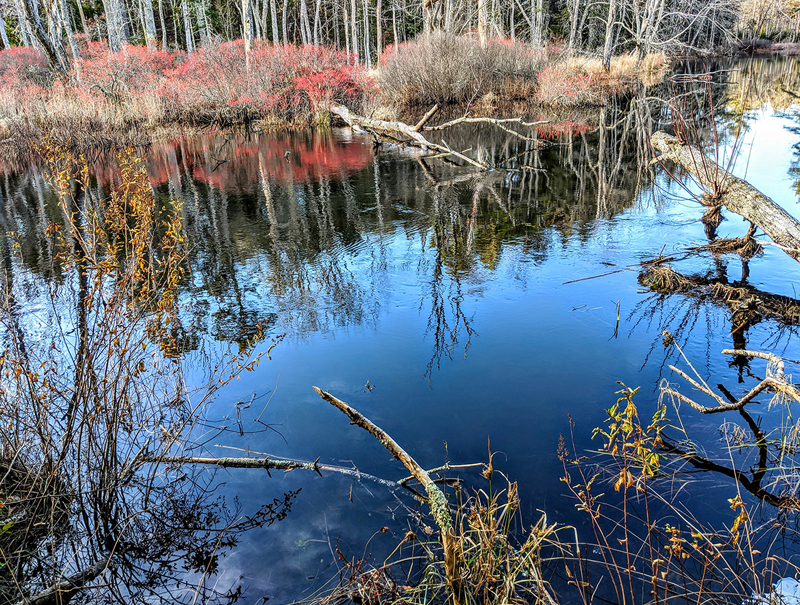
top-left (1, 0), bottom-right (800, 78)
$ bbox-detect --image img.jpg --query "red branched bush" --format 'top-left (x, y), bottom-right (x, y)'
top-left (0, 40), bottom-right (373, 128)
top-left (76, 40), bottom-right (174, 101)
top-left (160, 41), bottom-right (373, 124)
top-left (0, 47), bottom-right (50, 115)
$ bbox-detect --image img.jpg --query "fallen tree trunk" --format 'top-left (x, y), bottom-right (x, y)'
top-left (651, 131), bottom-right (800, 262)
top-left (329, 104), bottom-right (547, 172)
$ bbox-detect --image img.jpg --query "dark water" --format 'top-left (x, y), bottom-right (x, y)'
top-left (4, 58), bottom-right (800, 602)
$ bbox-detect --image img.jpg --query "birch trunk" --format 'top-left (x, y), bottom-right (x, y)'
top-left (651, 131), bottom-right (800, 263)
top-left (13, 0), bottom-right (32, 46)
top-left (477, 0), bottom-right (487, 47)
top-left (350, 0), bottom-right (358, 62)
top-left (362, 0), bottom-right (371, 68)
top-left (602, 0), bottom-right (616, 69)
top-left (159, 0), bottom-right (168, 48)
top-left (281, 0), bottom-right (288, 42)
top-left (375, 0), bottom-right (381, 64)
top-left (270, 0), bottom-right (279, 41)
top-left (313, 0), bottom-right (321, 44)
top-left (141, 0), bottom-right (158, 46)
top-left (182, 0), bottom-right (194, 51)
top-left (299, 0), bottom-right (311, 44)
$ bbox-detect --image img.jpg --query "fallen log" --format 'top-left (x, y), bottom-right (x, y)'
top-left (650, 131), bottom-right (800, 262)
top-left (329, 104), bottom-right (547, 172)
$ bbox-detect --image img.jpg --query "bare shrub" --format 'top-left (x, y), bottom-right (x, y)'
top-left (379, 32), bottom-right (543, 106)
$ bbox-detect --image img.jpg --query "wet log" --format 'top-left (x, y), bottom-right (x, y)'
top-left (651, 131), bottom-right (800, 262)
top-left (313, 386), bottom-right (465, 605)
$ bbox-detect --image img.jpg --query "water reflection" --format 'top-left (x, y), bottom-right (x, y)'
top-left (3, 57), bottom-right (800, 603)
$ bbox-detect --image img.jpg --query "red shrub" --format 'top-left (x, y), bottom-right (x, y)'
top-left (160, 41), bottom-right (373, 123)
top-left (535, 65), bottom-right (598, 107)
top-left (0, 47), bottom-right (50, 94)
top-left (75, 40), bottom-right (174, 99)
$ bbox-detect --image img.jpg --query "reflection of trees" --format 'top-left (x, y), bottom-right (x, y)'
top-left (2, 89), bottom-right (669, 372)
top-left (0, 152), bottom-right (297, 605)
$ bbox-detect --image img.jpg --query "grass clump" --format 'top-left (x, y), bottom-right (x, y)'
top-left (378, 32), bottom-right (543, 106)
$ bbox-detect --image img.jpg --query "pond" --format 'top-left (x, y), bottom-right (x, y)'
top-left (3, 56), bottom-right (800, 603)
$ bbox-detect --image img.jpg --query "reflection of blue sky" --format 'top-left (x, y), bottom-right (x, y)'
top-left (723, 104), bottom-right (800, 216)
top-left (170, 107), bottom-right (800, 599)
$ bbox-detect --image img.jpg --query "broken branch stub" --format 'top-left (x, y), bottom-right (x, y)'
top-left (651, 131), bottom-right (800, 262)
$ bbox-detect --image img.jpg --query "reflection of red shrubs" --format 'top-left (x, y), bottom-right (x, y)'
top-left (0, 41), bottom-right (373, 126)
top-left (89, 131), bottom-right (373, 192)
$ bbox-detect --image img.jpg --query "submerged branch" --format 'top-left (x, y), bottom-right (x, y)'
top-left (312, 386), bottom-right (465, 604)
top-left (144, 454), bottom-right (477, 498)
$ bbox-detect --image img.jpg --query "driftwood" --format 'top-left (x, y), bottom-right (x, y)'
top-left (15, 554), bottom-right (112, 605)
top-left (313, 386), bottom-right (465, 605)
top-left (650, 131), bottom-right (800, 262)
top-left (329, 104), bottom-right (547, 171)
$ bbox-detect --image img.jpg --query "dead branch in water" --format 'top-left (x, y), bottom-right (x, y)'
top-left (661, 332), bottom-right (800, 414)
top-left (14, 554), bottom-right (112, 605)
top-left (329, 104), bottom-right (547, 171)
top-left (650, 131), bottom-right (800, 262)
top-left (145, 454), bottom-right (479, 500)
top-left (313, 386), bottom-right (466, 605)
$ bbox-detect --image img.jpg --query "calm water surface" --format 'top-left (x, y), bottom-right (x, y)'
top-left (4, 58), bottom-right (800, 602)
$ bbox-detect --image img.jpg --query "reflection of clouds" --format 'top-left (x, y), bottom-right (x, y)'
top-left (213, 473), bottom-right (404, 603)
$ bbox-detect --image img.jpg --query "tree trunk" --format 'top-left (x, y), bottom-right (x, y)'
top-left (159, 0), bottom-right (168, 48)
top-left (362, 0), bottom-right (370, 67)
top-left (20, 0), bottom-right (68, 72)
top-left (141, 0), bottom-right (158, 46)
top-left (477, 0), bottom-right (487, 46)
top-left (350, 0), bottom-right (357, 62)
top-left (344, 4), bottom-right (350, 56)
top-left (375, 0), bottom-right (381, 64)
top-left (281, 0), bottom-right (288, 43)
top-left (299, 0), bottom-right (311, 44)
top-left (13, 0), bottom-right (32, 46)
top-left (602, 0), bottom-right (617, 69)
top-left (182, 0), bottom-right (194, 51)
top-left (313, 0), bottom-right (321, 44)
top-left (651, 131), bottom-right (800, 263)
top-left (270, 0), bottom-right (279, 41)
